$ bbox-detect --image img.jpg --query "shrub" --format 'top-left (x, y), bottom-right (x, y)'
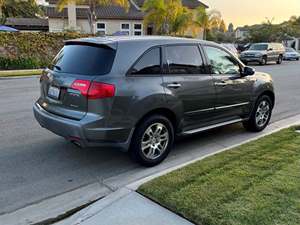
top-left (0, 32), bottom-right (92, 70)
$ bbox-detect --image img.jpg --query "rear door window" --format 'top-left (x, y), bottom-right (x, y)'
top-left (165, 45), bottom-right (205, 74)
top-left (50, 44), bottom-right (116, 76)
top-left (130, 47), bottom-right (161, 75)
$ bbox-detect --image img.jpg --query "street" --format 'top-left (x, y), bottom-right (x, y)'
top-left (0, 60), bottom-right (299, 216)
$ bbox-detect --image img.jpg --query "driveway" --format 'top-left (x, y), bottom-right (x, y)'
top-left (0, 60), bottom-right (299, 216)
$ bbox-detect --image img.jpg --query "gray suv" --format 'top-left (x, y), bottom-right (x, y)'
top-left (34, 36), bottom-right (275, 166)
top-left (240, 43), bottom-right (285, 65)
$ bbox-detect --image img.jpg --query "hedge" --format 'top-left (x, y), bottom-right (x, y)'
top-left (0, 32), bottom-right (92, 70)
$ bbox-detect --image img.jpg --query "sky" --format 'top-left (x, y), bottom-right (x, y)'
top-left (204, 0), bottom-right (300, 28)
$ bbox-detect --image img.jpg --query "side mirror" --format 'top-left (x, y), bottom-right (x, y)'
top-left (268, 48), bottom-right (273, 51)
top-left (242, 66), bottom-right (255, 76)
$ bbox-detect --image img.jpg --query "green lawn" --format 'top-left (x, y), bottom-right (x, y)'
top-left (139, 127), bottom-right (300, 225)
top-left (0, 69), bottom-right (43, 77)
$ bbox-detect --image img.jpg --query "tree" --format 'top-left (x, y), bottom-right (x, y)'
top-left (194, 7), bottom-right (222, 39)
top-left (228, 23), bottom-right (234, 33)
top-left (1, 0), bottom-right (43, 19)
top-left (57, 0), bottom-right (129, 34)
top-left (219, 19), bottom-right (226, 33)
top-left (142, 0), bottom-right (192, 35)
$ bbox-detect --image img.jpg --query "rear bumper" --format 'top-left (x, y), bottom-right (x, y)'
top-left (33, 102), bottom-right (133, 150)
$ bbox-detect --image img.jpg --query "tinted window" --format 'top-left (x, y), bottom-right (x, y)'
top-left (131, 48), bottom-right (161, 75)
top-left (249, 44), bottom-right (268, 51)
top-left (204, 46), bottom-right (240, 75)
top-left (50, 44), bottom-right (115, 76)
top-left (165, 45), bottom-right (204, 74)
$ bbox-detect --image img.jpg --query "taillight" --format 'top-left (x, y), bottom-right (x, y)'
top-left (88, 82), bottom-right (115, 99)
top-left (71, 80), bottom-right (115, 99)
top-left (71, 80), bottom-right (91, 97)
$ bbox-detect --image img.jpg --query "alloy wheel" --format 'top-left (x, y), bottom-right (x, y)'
top-left (255, 100), bottom-right (270, 127)
top-left (141, 123), bottom-right (169, 160)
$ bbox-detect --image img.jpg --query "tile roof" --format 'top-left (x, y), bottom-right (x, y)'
top-left (5, 17), bottom-right (49, 27)
top-left (133, 0), bottom-right (208, 9)
top-left (46, 4), bottom-right (144, 20)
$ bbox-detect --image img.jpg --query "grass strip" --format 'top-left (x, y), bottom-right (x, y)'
top-left (0, 69), bottom-right (43, 77)
top-left (139, 127), bottom-right (300, 225)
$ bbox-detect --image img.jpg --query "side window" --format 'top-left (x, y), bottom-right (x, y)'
top-left (131, 48), bottom-right (161, 75)
top-left (165, 45), bottom-right (205, 74)
top-left (204, 46), bottom-right (240, 75)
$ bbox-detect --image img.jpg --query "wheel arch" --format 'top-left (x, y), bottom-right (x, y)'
top-left (135, 108), bottom-right (178, 131)
top-left (258, 90), bottom-right (275, 108)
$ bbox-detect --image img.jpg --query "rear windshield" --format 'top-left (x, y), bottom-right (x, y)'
top-left (50, 44), bottom-right (116, 76)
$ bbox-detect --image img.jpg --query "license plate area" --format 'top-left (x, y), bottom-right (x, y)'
top-left (48, 86), bottom-right (60, 100)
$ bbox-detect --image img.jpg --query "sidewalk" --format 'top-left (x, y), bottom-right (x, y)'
top-left (55, 115), bottom-right (300, 225)
top-left (56, 188), bottom-right (193, 225)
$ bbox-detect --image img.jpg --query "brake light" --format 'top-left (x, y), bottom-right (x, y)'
top-left (71, 80), bottom-right (91, 97)
top-left (71, 80), bottom-right (115, 99)
top-left (88, 82), bottom-right (115, 99)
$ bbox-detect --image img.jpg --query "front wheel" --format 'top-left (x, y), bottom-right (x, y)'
top-left (260, 56), bottom-right (267, 65)
top-left (129, 115), bottom-right (174, 167)
top-left (243, 95), bottom-right (273, 132)
top-left (277, 55), bottom-right (283, 64)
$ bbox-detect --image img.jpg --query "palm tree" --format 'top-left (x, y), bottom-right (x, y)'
top-left (142, 0), bottom-right (168, 34)
top-left (142, 0), bottom-right (192, 35)
top-left (194, 6), bottom-right (222, 39)
top-left (57, 0), bottom-right (129, 34)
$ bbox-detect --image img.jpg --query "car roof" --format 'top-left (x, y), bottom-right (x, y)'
top-left (65, 36), bottom-right (214, 49)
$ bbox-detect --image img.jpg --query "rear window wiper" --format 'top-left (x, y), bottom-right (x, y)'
top-left (52, 65), bottom-right (62, 71)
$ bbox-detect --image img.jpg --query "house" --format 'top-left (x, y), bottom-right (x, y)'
top-left (4, 18), bottom-right (49, 32)
top-left (235, 27), bottom-right (249, 40)
top-left (46, 0), bottom-right (208, 38)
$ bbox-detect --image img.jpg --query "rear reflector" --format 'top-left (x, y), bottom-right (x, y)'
top-left (71, 80), bottom-right (115, 99)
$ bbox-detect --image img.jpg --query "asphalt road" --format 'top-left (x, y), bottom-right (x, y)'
top-left (0, 60), bottom-right (299, 216)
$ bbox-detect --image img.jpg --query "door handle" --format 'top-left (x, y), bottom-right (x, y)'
top-left (167, 83), bottom-right (182, 89)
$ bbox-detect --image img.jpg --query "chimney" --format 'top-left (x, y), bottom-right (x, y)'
top-left (67, 1), bottom-right (77, 30)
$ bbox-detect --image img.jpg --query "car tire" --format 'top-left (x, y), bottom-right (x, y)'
top-left (243, 95), bottom-right (273, 132)
top-left (260, 56), bottom-right (267, 65)
top-left (129, 115), bottom-right (174, 167)
top-left (297, 58), bottom-right (299, 61)
top-left (277, 55), bottom-right (283, 64)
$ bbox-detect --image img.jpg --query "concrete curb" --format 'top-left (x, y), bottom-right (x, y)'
top-left (55, 114), bottom-right (300, 225)
top-left (127, 117), bottom-right (300, 191)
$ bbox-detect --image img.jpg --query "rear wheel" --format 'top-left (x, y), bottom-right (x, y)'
top-left (243, 95), bottom-right (273, 132)
top-left (277, 55), bottom-right (283, 64)
top-left (129, 115), bottom-right (174, 167)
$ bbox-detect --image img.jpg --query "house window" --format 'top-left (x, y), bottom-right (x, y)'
top-left (96, 22), bottom-right (106, 35)
top-left (121, 23), bottom-right (130, 35)
top-left (134, 23), bottom-right (143, 36)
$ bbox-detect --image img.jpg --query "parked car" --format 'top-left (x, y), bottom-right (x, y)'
top-left (34, 36), bottom-right (275, 166)
top-left (237, 43), bottom-right (251, 53)
top-left (240, 43), bottom-right (285, 65)
top-left (221, 43), bottom-right (239, 57)
top-left (283, 47), bottom-right (300, 60)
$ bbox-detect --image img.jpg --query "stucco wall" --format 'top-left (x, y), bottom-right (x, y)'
top-left (48, 18), bottom-right (144, 35)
